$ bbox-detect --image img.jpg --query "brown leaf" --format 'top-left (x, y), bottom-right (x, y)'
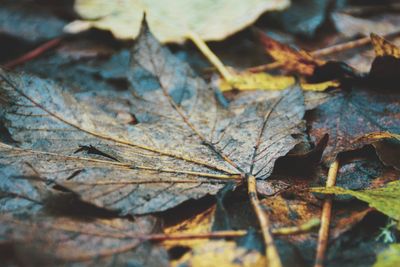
top-left (307, 87), bottom-right (400, 163)
top-left (258, 31), bottom-right (324, 76)
top-left (0, 24), bottom-right (306, 215)
top-left (0, 213), bottom-right (168, 266)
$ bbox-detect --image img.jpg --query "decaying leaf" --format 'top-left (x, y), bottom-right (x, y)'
top-left (307, 87), bottom-right (400, 163)
top-left (66, 0), bottom-right (289, 42)
top-left (0, 25), bottom-right (306, 216)
top-left (312, 180), bottom-right (400, 220)
top-left (373, 243), bottom-right (400, 267)
top-left (258, 31), bottom-right (324, 76)
top-left (0, 213), bottom-right (169, 266)
top-left (354, 132), bottom-right (400, 170)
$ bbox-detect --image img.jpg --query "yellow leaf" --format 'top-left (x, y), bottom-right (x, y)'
top-left (300, 80), bottom-right (340, 91)
top-left (371, 33), bottom-right (400, 59)
top-left (373, 243), bottom-right (400, 267)
top-left (312, 180), bottom-right (400, 220)
top-left (163, 206), bottom-right (215, 248)
top-left (67, 0), bottom-right (289, 42)
top-left (356, 132), bottom-right (400, 142)
top-left (219, 72), bottom-right (295, 92)
top-left (172, 240), bottom-right (266, 267)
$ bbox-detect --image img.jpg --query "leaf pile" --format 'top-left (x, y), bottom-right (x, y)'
top-left (0, 1), bottom-right (400, 266)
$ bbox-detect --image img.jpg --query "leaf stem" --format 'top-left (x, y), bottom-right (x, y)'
top-left (248, 175), bottom-right (282, 267)
top-left (314, 159), bottom-right (340, 267)
top-left (187, 31), bottom-right (233, 81)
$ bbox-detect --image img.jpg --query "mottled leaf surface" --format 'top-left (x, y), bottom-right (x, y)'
top-left (0, 26), bottom-right (306, 215)
top-left (0, 213), bottom-right (168, 266)
top-left (307, 87), bottom-right (400, 163)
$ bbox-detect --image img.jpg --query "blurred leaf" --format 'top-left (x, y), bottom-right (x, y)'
top-left (267, 0), bottom-right (330, 38)
top-left (67, 0), bottom-right (289, 42)
top-left (312, 180), bottom-right (400, 220)
top-left (332, 13), bottom-right (398, 38)
top-left (300, 80), bottom-right (340, 91)
top-left (373, 243), bottom-right (400, 267)
top-left (218, 72), bottom-right (295, 92)
top-left (172, 240), bottom-right (266, 267)
top-left (0, 213), bottom-right (168, 266)
top-left (371, 33), bottom-right (400, 58)
top-left (258, 31), bottom-right (324, 76)
top-left (0, 0), bottom-right (66, 42)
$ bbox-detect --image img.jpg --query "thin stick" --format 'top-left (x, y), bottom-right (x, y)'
top-left (248, 29), bottom-right (400, 73)
top-left (188, 31), bottom-right (233, 81)
top-left (314, 159), bottom-right (340, 267)
top-left (248, 175), bottom-right (282, 267)
top-left (3, 37), bottom-right (62, 68)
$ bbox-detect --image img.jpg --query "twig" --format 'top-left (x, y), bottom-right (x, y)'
top-left (248, 29), bottom-right (400, 73)
top-left (314, 159), bottom-right (340, 267)
top-left (188, 31), bottom-right (233, 81)
top-left (155, 218), bottom-right (320, 242)
top-left (3, 37), bottom-right (63, 68)
top-left (248, 175), bottom-right (282, 267)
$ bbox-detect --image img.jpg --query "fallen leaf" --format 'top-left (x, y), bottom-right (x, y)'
top-left (332, 13), bottom-right (398, 38)
top-left (67, 0), bottom-right (289, 42)
top-left (0, 0), bottom-right (66, 42)
top-left (0, 213), bottom-right (169, 266)
top-left (354, 132), bottom-right (400, 170)
top-left (307, 87), bottom-right (400, 163)
top-left (0, 25), bottom-right (306, 215)
top-left (258, 31), bottom-right (324, 76)
top-left (266, 0), bottom-right (330, 38)
top-left (218, 72), bottom-right (295, 92)
top-left (312, 180), bottom-right (400, 220)
top-left (371, 33), bottom-right (400, 58)
top-left (163, 206), bottom-right (216, 249)
top-left (172, 240), bottom-right (266, 267)
top-left (373, 243), bottom-right (400, 267)
top-left (300, 80), bottom-right (340, 91)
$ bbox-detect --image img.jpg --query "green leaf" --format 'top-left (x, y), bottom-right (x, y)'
top-left (373, 244), bottom-right (400, 267)
top-left (66, 0), bottom-right (289, 42)
top-left (311, 180), bottom-right (400, 220)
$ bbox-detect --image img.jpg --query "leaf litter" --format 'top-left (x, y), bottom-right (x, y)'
top-left (0, 1), bottom-right (400, 266)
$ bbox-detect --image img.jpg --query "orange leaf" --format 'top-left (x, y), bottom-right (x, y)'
top-left (370, 33), bottom-right (400, 58)
top-left (258, 31), bottom-right (325, 76)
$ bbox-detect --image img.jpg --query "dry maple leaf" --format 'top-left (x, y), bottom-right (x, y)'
top-left (0, 25), bottom-right (306, 216)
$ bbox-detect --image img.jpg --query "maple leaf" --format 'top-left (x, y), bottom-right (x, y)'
top-left (66, 0), bottom-right (289, 42)
top-left (0, 25), bottom-right (306, 216)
